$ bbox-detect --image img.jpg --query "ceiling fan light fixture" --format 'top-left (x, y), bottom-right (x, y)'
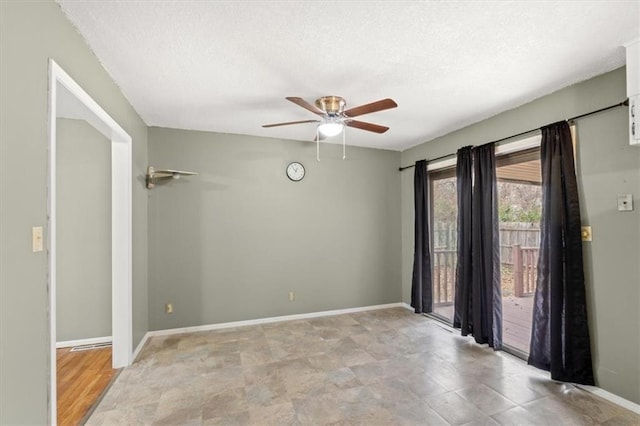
top-left (318, 121), bottom-right (344, 137)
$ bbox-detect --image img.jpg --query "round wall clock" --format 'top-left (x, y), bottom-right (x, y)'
top-left (286, 162), bottom-right (305, 181)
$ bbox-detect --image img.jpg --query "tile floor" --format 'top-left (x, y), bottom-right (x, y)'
top-left (87, 308), bottom-right (640, 425)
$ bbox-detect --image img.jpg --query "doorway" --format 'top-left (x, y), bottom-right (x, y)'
top-left (55, 116), bottom-right (114, 424)
top-left (48, 60), bottom-right (133, 424)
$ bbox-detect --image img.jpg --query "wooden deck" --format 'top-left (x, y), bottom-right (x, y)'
top-left (433, 295), bottom-right (534, 354)
top-left (502, 295), bottom-right (534, 353)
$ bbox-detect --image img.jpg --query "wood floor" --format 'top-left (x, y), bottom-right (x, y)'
top-left (57, 346), bottom-right (117, 426)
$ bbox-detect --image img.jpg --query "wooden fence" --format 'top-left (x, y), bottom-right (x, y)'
top-left (434, 222), bottom-right (540, 264)
top-left (499, 223), bottom-right (540, 265)
top-left (432, 223), bottom-right (539, 305)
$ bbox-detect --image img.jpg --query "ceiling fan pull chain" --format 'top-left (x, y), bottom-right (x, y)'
top-left (342, 127), bottom-right (346, 160)
top-left (316, 127), bottom-right (321, 162)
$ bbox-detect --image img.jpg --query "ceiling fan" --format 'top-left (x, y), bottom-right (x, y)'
top-left (263, 96), bottom-right (397, 137)
top-left (262, 96), bottom-right (397, 160)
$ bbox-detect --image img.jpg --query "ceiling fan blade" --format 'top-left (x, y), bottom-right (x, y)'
top-left (346, 120), bottom-right (390, 134)
top-left (343, 98), bottom-right (397, 118)
top-left (262, 119), bottom-right (320, 128)
top-left (286, 97), bottom-right (325, 115)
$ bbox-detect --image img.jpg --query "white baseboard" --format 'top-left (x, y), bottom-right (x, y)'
top-left (146, 302), bottom-right (406, 338)
top-left (132, 303), bottom-right (404, 362)
top-left (577, 385), bottom-right (640, 415)
top-left (131, 331), bottom-right (151, 363)
top-left (56, 336), bottom-right (112, 349)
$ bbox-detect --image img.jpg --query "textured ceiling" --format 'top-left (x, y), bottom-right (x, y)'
top-left (57, 1), bottom-right (639, 151)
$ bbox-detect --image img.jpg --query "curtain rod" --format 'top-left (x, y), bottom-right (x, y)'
top-left (398, 99), bottom-right (629, 172)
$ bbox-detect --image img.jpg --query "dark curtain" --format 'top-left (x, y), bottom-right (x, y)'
top-left (528, 121), bottom-right (594, 385)
top-left (453, 147), bottom-right (472, 331)
top-left (411, 160), bottom-right (432, 314)
top-left (453, 145), bottom-right (502, 349)
top-left (470, 143), bottom-right (502, 349)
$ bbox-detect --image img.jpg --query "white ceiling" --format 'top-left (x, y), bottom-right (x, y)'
top-left (57, 1), bottom-right (639, 151)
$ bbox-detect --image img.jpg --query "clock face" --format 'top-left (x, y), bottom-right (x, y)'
top-left (286, 162), bottom-right (305, 181)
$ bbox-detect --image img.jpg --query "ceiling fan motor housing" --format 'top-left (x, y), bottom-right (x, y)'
top-left (315, 96), bottom-right (346, 115)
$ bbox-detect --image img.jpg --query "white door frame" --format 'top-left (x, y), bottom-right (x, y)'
top-left (47, 59), bottom-right (133, 424)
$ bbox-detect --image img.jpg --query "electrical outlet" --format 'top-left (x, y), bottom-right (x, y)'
top-left (289, 291), bottom-right (295, 302)
top-left (617, 194), bottom-right (633, 211)
top-left (581, 226), bottom-right (592, 242)
top-left (32, 226), bottom-right (43, 252)
top-left (165, 303), bottom-right (173, 314)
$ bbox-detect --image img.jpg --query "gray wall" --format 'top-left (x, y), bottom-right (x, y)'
top-left (0, 1), bottom-right (148, 423)
top-left (56, 118), bottom-right (112, 342)
top-left (400, 67), bottom-right (640, 403)
top-left (148, 128), bottom-right (402, 331)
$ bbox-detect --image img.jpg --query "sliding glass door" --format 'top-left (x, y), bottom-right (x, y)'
top-left (496, 148), bottom-right (541, 355)
top-left (429, 167), bottom-right (457, 322)
top-left (427, 146), bottom-right (541, 357)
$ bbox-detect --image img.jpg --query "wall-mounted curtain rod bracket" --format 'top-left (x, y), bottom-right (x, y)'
top-left (146, 166), bottom-right (197, 189)
top-left (398, 99), bottom-right (629, 171)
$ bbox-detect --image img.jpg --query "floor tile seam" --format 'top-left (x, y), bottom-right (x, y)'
top-left (458, 382), bottom-right (525, 409)
top-left (478, 377), bottom-right (547, 406)
top-left (421, 393), bottom-right (486, 425)
top-left (484, 406), bottom-right (524, 425)
top-left (460, 397), bottom-right (520, 419)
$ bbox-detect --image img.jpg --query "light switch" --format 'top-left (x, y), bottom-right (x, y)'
top-left (581, 226), bottom-right (592, 242)
top-left (32, 226), bottom-right (43, 252)
top-left (617, 194), bottom-right (633, 211)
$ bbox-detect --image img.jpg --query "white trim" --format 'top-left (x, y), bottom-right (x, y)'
top-left (48, 59), bottom-right (133, 425)
top-left (47, 57), bottom-right (58, 426)
top-left (56, 336), bottom-right (112, 349)
top-left (426, 156), bottom-right (456, 172)
top-left (146, 303), bottom-right (406, 338)
top-left (577, 385), bottom-right (640, 415)
top-left (132, 332), bottom-right (151, 363)
top-left (401, 302), bottom-right (414, 311)
top-left (494, 133), bottom-right (541, 156)
top-left (111, 139), bottom-right (133, 368)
